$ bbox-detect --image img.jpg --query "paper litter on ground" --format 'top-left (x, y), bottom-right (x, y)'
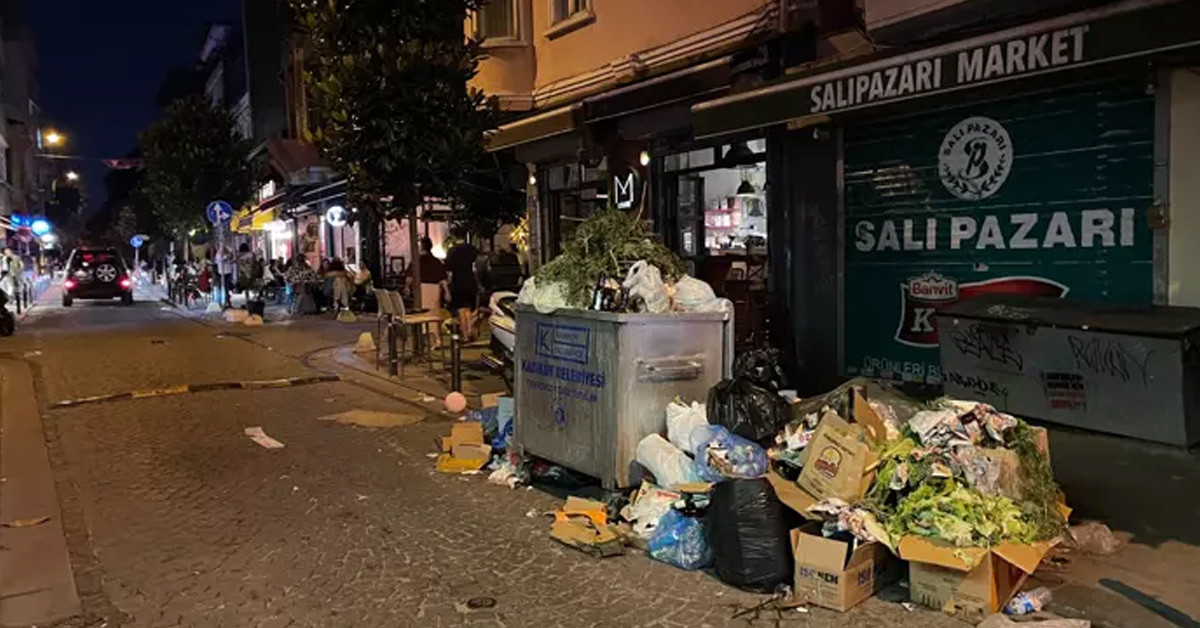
top-left (245, 426), bottom-right (285, 449)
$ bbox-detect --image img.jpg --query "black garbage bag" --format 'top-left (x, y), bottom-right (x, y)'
top-left (707, 378), bottom-right (791, 444)
top-left (732, 347), bottom-right (789, 392)
top-left (707, 478), bottom-right (792, 593)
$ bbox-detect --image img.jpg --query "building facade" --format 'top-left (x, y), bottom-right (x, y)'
top-left (692, 0), bottom-right (1200, 391)
top-left (476, 0), bottom-right (1200, 393)
top-left (473, 0), bottom-right (845, 344)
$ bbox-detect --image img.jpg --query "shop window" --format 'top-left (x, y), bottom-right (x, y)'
top-left (661, 139), bottom-right (769, 343)
top-left (476, 0), bottom-right (517, 41)
top-left (546, 0), bottom-right (593, 38)
top-left (539, 161), bottom-right (609, 258)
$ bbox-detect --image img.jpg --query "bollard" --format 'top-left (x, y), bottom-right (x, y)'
top-left (450, 332), bottom-right (462, 393)
top-left (387, 315), bottom-right (399, 377)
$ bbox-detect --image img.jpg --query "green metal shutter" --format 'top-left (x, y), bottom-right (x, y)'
top-left (843, 80), bottom-right (1155, 384)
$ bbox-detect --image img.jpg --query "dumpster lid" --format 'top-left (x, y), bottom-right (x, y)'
top-left (937, 295), bottom-right (1200, 338)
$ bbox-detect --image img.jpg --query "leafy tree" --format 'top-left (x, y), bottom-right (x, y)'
top-left (290, 0), bottom-right (497, 298)
top-left (138, 94), bottom-right (252, 238)
top-left (108, 205), bottom-right (139, 247)
top-left (451, 152), bottom-right (525, 242)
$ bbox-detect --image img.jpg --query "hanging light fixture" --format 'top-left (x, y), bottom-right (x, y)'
top-left (736, 179), bottom-right (756, 196)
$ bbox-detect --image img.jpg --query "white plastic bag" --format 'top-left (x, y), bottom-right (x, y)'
top-left (625, 482), bottom-right (682, 538)
top-left (636, 434), bottom-right (700, 488)
top-left (623, 261), bottom-right (670, 314)
top-left (666, 400), bottom-right (708, 452)
top-left (672, 275), bottom-right (725, 312)
top-left (518, 277), bottom-right (570, 313)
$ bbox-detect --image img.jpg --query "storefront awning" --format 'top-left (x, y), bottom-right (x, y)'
top-left (486, 104), bottom-right (583, 152)
top-left (266, 138), bottom-right (321, 177)
top-left (692, 0), bottom-right (1200, 139)
top-left (233, 199), bottom-right (284, 234)
top-left (583, 56), bottom-right (731, 123)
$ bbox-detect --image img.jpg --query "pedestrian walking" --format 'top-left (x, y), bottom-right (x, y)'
top-left (445, 230), bottom-right (480, 341)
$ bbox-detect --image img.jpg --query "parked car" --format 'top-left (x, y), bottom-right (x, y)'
top-left (63, 247), bottom-right (133, 306)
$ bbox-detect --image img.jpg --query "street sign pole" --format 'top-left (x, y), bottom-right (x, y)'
top-left (205, 200), bottom-right (234, 308)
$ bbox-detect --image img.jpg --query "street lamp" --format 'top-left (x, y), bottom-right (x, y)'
top-left (65, 170), bottom-right (79, 181)
top-left (43, 130), bottom-right (64, 147)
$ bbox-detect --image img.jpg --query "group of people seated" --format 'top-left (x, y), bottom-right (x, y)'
top-left (278, 255), bottom-right (373, 313)
top-left (170, 246), bottom-right (371, 313)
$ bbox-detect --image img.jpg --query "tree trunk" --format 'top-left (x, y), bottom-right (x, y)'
top-left (408, 208), bottom-right (422, 310)
top-left (359, 211), bottom-right (382, 288)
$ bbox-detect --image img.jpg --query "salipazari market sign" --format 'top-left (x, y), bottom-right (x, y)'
top-left (810, 26), bottom-right (1087, 114)
top-left (691, 0), bottom-right (1200, 138)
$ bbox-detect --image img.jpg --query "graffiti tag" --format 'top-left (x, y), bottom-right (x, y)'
top-left (944, 371), bottom-right (1009, 401)
top-left (949, 324), bottom-right (1024, 371)
top-left (1067, 336), bottom-right (1153, 386)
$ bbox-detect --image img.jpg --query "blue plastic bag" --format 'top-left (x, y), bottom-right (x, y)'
top-left (467, 407), bottom-right (500, 440)
top-left (648, 509), bottom-right (712, 570)
top-left (691, 425), bottom-right (768, 483)
top-left (492, 419), bottom-right (513, 451)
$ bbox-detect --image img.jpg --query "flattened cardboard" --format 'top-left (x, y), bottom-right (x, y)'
top-left (766, 471), bottom-right (818, 518)
top-left (550, 519), bottom-right (624, 558)
top-left (555, 497), bottom-right (609, 527)
top-left (550, 497), bottom-right (623, 558)
top-left (436, 421), bottom-right (490, 473)
top-left (850, 389), bottom-right (888, 446)
top-left (797, 414), bottom-right (879, 503)
top-left (791, 524), bottom-right (900, 612)
top-left (441, 422), bottom-right (484, 452)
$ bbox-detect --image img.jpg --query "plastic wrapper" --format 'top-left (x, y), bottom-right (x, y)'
top-left (623, 482), bottom-right (682, 539)
top-left (788, 377), bottom-right (931, 434)
top-left (636, 434), bottom-right (701, 488)
top-left (648, 509), bottom-right (712, 570)
top-left (807, 498), bottom-right (887, 543)
top-left (706, 478), bottom-right (792, 592)
top-left (1068, 521), bottom-right (1120, 555)
top-left (691, 425), bottom-right (768, 482)
top-left (672, 275), bottom-right (725, 312)
top-left (707, 378), bottom-right (792, 444)
top-left (622, 261), bottom-right (670, 314)
top-left (665, 400), bottom-right (708, 452)
top-left (517, 277), bottom-right (570, 313)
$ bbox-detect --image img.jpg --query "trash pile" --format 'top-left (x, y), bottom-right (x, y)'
top-left (437, 366), bottom-right (1092, 624)
top-left (430, 209), bottom-right (1092, 624)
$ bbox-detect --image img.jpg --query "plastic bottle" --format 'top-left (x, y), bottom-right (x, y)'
top-left (1004, 587), bottom-right (1053, 615)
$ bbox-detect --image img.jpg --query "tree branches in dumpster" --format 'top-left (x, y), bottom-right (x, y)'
top-left (534, 209), bottom-right (684, 309)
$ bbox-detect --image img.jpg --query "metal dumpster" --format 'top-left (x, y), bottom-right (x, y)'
top-left (937, 295), bottom-right (1200, 446)
top-left (513, 305), bottom-right (733, 488)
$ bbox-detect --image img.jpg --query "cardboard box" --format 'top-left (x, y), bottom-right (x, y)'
top-left (901, 536), bottom-right (1052, 620)
top-left (791, 524), bottom-right (901, 611)
top-left (435, 421), bottom-right (491, 473)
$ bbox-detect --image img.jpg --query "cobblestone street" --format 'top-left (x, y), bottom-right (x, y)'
top-left (1, 291), bottom-right (1197, 628)
top-left (2, 294), bottom-right (972, 628)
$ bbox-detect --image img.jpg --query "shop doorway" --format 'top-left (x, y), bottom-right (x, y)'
top-left (661, 139), bottom-right (769, 342)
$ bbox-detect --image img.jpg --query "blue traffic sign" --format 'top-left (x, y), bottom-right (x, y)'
top-left (130, 235), bottom-right (145, 248)
top-left (206, 200), bottom-right (234, 225)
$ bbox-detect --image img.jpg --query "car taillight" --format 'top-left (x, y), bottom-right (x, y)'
top-left (64, 279), bottom-right (76, 289)
top-left (120, 278), bottom-right (132, 288)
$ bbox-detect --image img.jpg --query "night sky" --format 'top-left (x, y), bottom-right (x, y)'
top-left (29, 0), bottom-right (243, 216)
